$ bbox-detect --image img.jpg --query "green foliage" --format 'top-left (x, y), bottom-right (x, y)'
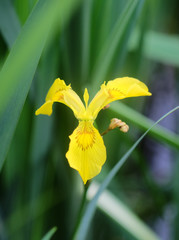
top-left (0, 0), bottom-right (81, 170)
top-left (41, 227), bottom-right (57, 240)
top-left (0, 0), bottom-right (178, 239)
top-left (75, 106), bottom-right (178, 240)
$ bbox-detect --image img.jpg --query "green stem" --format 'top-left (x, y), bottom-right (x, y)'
top-left (71, 182), bottom-right (90, 240)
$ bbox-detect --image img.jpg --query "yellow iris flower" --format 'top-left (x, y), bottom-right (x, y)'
top-left (35, 77), bottom-right (151, 184)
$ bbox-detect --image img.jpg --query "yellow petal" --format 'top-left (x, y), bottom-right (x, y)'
top-left (45, 78), bottom-right (70, 101)
top-left (35, 101), bottom-right (53, 116)
top-left (66, 121), bottom-right (106, 184)
top-left (87, 77), bottom-right (151, 119)
top-left (35, 78), bottom-right (85, 117)
top-left (106, 77), bottom-right (151, 98)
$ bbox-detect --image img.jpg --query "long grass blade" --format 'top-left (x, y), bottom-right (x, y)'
top-left (0, 0), bottom-right (21, 48)
top-left (81, 0), bottom-right (93, 83)
top-left (41, 227), bottom-right (57, 240)
top-left (110, 102), bottom-right (179, 148)
top-left (87, 182), bottom-right (160, 240)
top-left (90, 0), bottom-right (141, 86)
top-left (129, 29), bottom-right (179, 67)
top-left (74, 106), bottom-right (179, 240)
top-left (0, 0), bottom-right (81, 171)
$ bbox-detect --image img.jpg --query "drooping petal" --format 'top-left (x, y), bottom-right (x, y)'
top-left (35, 101), bottom-right (53, 116)
top-left (66, 121), bottom-right (106, 184)
top-left (35, 78), bottom-right (85, 117)
top-left (87, 77), bottom-right (152, 119)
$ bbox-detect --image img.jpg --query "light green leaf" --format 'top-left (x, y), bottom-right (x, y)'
top-left (110, 102), bottom-right (179, 148)
top-left (0, 0), bottom-right (21, 48)
top-left (129, 29), bottom-right (179, 66)
top-left (41, 227), bottom-right (57, 240)
top-left (87, 182), bottom-right (160, 240)
top-left (0, 0), bottom-right (81, 171)
top-left (91, 0), bottom-right (143, 86)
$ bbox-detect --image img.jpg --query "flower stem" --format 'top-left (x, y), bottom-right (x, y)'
top-left (71, 181), bottom-right (90, 240)
top-left (101, 128), bottom-right (110, 136)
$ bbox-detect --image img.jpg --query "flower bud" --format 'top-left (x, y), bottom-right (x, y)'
top-left (120, 124), bottom-right (129, 133)
top-left (109, 118), bottom-right (129, 132)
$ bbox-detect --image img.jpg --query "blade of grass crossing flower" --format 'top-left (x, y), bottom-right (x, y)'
top-left (90, 0), bottom-right (141, 86)
top-left (0, 0), bottom-right (82, 171)
top-left (41, 227), bottom-right (57, 240)
top-left (0, 0), bottom-right (21, 48)
top-left (74, 106), bottom-right (179, 240)
top-left (87, 182), bottom-right (160, 240)
top-left (110, 102), bottom-right (179, 148)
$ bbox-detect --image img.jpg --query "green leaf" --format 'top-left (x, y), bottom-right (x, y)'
top-left (0, 0), bottom-right (81, 171)
top-left (41, 227), bottom-right (57, 240)
top-left (87, 182), bottom-right (160, 240)
top-left (6, 189), bottom-right (59, 236)
top-left (14, 0), bottom-right (29, 24)
top-left (80, 0), bottom-right (93, 83)
top-left (129, 29), bottom-right (179, 67)
top-left (110, 102), bottom-right (179, 148)
top-left (74, 106), bottom-right (179, 240)
top-left (90, 0), bottom-right (143, 86)
top-left (0, 0), bottom-right (21, 48)
top-left (28, 40), bottom-right (59, 239)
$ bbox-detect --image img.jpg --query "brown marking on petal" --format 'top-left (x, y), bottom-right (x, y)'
top-left (103, 104), bottom-right (110, 110)
top-left (53, 91), bottom-right (64, 101)
top-left (75, 122), bottom-right (96, 151)
top-left (107, 88), bottom-right (125, 98)
top-left (57, 94), bottom-right (64, 101)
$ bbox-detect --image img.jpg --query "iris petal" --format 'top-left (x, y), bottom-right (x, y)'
top-left (88, 77), bottom-right (152, 119)
top-left (35, 78), bottom-right (85, 117)
top-left (35, 101), bottom-right (53, 116)
top-left (35, 77), bottom-right (152, 184)
top-left (66, 121), bottom-right (106, 184)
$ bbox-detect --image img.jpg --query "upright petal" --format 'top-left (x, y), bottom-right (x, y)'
top-left (83, 88), bottom-right (89, 108)
top-left (66, 121), bottom-right (106, 184)
top-left (87, 77), bottom-right (151, 119)
top-left (35, 78), bottom-right (85, 117)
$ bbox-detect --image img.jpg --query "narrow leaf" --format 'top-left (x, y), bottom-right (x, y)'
top-left (110, 102), bottom-right (179, 148)
top-left (81, 0), bottom-right (93, 82)
top-left (0, 0), bottom-right (81, 171)
top-left (129, 29), bottom-right (179, 67)
top-left (41, 227), bottom-right (57, 240)
top-left (91, 0), bottom-right (141, 86)
top-left (87, 182), bottom-right (160, 240)
top-left (74, 106), bottom-right (179, 240)
top-left (0, 0), bottom-right (21, 48)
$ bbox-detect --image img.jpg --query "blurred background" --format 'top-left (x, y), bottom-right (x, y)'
top-left (0, 0), bottom-right (179, 239)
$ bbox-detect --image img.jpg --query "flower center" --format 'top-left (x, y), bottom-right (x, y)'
top-left (75, 121), bottom-right (96, 151)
